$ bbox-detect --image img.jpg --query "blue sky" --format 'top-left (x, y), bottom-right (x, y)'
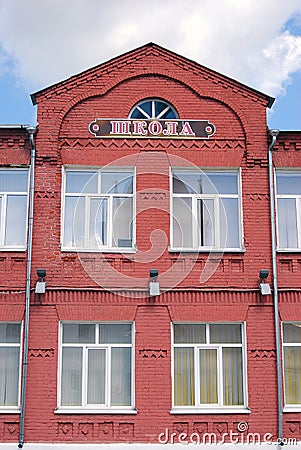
top-left (0, 0), bottom-right (301, 130)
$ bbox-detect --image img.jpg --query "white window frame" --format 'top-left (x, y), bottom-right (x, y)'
top-left (275, 170), bottom-right (301, 251)
top-left (56, 321), bottom-right (136, 414)
top-left (61, 167), bottom-right (136, 252)
top-left (171, 322), bottom-right (249, 414)
top-left (169, 168), bottom-right (244, 252)
top-left (0, 168), bottom-right (29, 251)
top-left (0, 321), bottom-right (22, 413)
top-left (282, 321), bottom-right (301, 412)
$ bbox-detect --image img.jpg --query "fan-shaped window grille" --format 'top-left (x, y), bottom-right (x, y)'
top-left (129, 99), bottom-right (178, 120)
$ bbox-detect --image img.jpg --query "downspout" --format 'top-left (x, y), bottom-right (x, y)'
top-left (18, 126), bottom-right (37, 448)
top-left (268, 128), bottom-right (283, 445)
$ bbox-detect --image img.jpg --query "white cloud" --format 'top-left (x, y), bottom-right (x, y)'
top-left (0, 0), bottom-right (300, 98)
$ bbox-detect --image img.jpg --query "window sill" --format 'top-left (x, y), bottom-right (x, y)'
top-left (55, 407), bottom-right (137, 414)
top-left (61, 247), bottom-right (136, 254)
top-left (277, 249), bottom-right (301, 253)
top-left (168, 247), bottom-right (246, 253)
top-left (0, 247), bottom-right (26, 252)
top-left (170, 407), bottom-right (250, 415)
top-left (0, 408), bottom-right (20, 414)
top-left (283, 406), bottom-right (301, 413)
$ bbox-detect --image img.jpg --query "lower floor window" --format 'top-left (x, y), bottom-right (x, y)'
top-left (0, 322), bottom-right (21, 408)
top-left (59, 322), bottom-right (133, 409)
top-left (173, 323), bottom-right (246, 409)
top-left (283, 322), bottom-right (301, 406)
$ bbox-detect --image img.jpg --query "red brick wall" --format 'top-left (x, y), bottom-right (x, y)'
top-left (0, 45), bottom-right (301, 444)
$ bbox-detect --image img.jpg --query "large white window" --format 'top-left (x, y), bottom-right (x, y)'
top-left (0, 322), bottom-right (22, 411)
top-left (276, 171), bottom-right (301, 250)
top-left (172, 323), bottom-right (247, 412)
top-left (283, 322), bottom-right (301, 409)
top-left (0, 169), bottom-right (29, 250)
top-left (58, 322), bottom-right (134, 412)
top-left (171, 170), bottom-right (242, 251)
top-left (62, 168), bottom-right (134, 251)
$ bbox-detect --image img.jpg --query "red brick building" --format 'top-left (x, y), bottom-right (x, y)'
top-left (0, 43), bottom-right (301, 448)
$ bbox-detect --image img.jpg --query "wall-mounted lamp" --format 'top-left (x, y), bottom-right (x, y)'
top-left (149, 269), bottom-right (160, 297)
top-left (259, 269), bottom-right (271, 295)
top-left (35, 268), bottom-right (47, 294)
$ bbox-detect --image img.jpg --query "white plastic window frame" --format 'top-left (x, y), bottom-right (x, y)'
top-left (169, 168), bottom-right (244, 252)
top-left (275, 170), bottom-right (301, 252)
top-left (171, 322), bottom-right (249, 414)
top-left (56, 321), bottom-right (136, 414)
top-left (61, 166), bottom-right (136, 253)
top-left (0, 321), bottom-right (23, 414)
top-left (0, 168), bottom-right (29, 251)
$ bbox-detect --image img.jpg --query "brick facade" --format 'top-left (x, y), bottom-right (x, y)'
top-left (0, 43), bottom-right (301, 447)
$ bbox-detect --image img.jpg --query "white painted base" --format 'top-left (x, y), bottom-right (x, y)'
top-left (0, 444), bottom-right (300, 450)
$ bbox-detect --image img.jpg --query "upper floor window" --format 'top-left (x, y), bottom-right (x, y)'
top-left (283, 322), bottom-right (301, 408)
top-left (58, 322), bottom-right (134, 412)
top-left (129, 99), bottom-right (178, 120)
top-left (171, 170), bottom-right (242, 251)
top-left (62, 168), bottom-right (135, 251)
top-left (0, 169), bottom-right (29, 250)
top-left (0, 322), bottom-right (22, 411)
top-left (276, 171), bottom-right (301, 250)
top-left (172, 323), bottom-right (247, 412)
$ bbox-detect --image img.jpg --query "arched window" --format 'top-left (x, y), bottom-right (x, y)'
top-left (129, 99), bottom-right (178, 120)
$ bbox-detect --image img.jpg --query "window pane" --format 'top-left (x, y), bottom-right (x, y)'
top-left (173, 197), bottom-right (193, 247)
top-left (210, 324), bottom-right (242, 344)
top-left (61, 347), bottom-right (82, 406)
top-left (160, 108), bottom-right (177, 119)
top-left (0, 347), bottom-right (20, 406)
top-left (4, 196), bottom-right (27, 246)
top-left (283, 323), bottom-right (301, 343)
top-left (173, 172), bottom-right (238, 195)
top-left (197, 199), bottom-right (214, 246)
top-left (277, 173), bottom-right (301, 195)
top-left (89, 198), bottom-right (107, 247)
top-left (0, 170), bottom-right (28, 192)
top-left (220, 198), bottom-right (240, 248)
top-left (111, 348), bottom-right (131, 406)
top-left (174, 347), bottom-right (194, 406)
top-left (101, 172), bottom-right (133, 194)
top-left (99, 324), bottom-right (132, 344)
top-left (173, 173), bottom-right (199, 194)
top-left (138, 100), bottom-right (151, 117)
top-left (223, 347), bottom-right (243, 405)
top-left (63, 197), bottom-right (85, 247)
top-left (0, 323), bottom-right (21, 343)
top-left (199, 349), bottom-right (218, 404)
top-left (87, 349), bottom-right (106, 404)
top-left (65, 171), bottom-right (97, 194)
top-left (277, 198), bottom-right (298, 248)
top-left (63, 324), bottom-right (95, 343)
top-left (207, 173), bottom-right (238, 194)
top-left (174, 324), bottom-right (206, 344)
top-left (112, 197), bottom-right (133, 247)
top-left (284, 347), bottom-right (301, 404)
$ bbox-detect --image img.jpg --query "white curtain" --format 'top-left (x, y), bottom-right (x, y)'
top-left (112, 197), bottom-right (132, 247)
top-left (277, 198), bottom-right (298, 248)
top-left (61, 347), bottom-right (82, 406)
top-left (5, 196), bottom-right (27, 246)
top-left (0, 347), bottom-right (20, 406)
top-left (87, 349), bottom-right (106, 404)
top-left (111, 347), bottom-right (131, 406)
